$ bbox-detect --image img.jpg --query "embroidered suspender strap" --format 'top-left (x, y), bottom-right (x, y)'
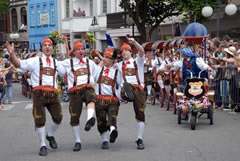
top-left (53, 58), bottom-right (56, 88)
top-left (157, 58), bottom-right (160, 66)
top-left (122, 61), bottom-right (127, 82)
top-left (70, 58), bottom-right (75, 73)
top-left (134, 61), bottom-right (141, 85)
top-left (86, 59), bottom-right (90, 84)
top-left (112, 69), bottom-right (118, 97)
top-left (39, 58), bottom-right (43, 85)
top-left (97, 67), bottom-right (104, 95)
top-left (70, 58), bottom-right (77, 86)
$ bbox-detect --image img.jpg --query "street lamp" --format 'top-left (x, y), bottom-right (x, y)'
top-left (89, 16), bottom-right (100, 49)
top-left (202, 0), bottom-right (237, 37)
top-left (126, 14), bottom-right (135, 37)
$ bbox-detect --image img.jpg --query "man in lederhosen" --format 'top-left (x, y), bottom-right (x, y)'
top-left (94, 48), bottom-right (121, 149)
top-left (117, 37), bottom-right (146, 150)
top-left (6, 38), bottom-right (63, 156)
top-left (152, 48), bottom-right (164, 105)
top-left (143, 46), bottom-right (154, 102)
top-left (58, 40), bottom-right (97, 152)
top-left (158, 49), bottom-right (174, 110)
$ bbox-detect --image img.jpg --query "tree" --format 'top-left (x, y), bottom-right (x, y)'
top-left (0, 0), bottom-right (9, 16)
top-left (176, 0), bottom-right (216, 23)
top-left (120, 0), bottom-right (182, 42)
top-left (120, 0), bottom-right (216, 42)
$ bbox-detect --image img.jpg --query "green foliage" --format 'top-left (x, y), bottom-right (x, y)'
top-left (0, 0), bottom-right (9, 15)
top-left (176, 0), bottom-right (216, 23)
top-left (119, 0), bottom-right (216, 41)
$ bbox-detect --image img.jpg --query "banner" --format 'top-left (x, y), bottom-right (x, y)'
top-left (40, 13), bottom-right (49, 25)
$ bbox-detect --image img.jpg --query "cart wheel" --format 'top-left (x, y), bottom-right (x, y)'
top-left (190, 115), bottom-right (196, 130)
top-left (208, 105), bottom-right (213, 125)
top-left (177, 108), bottom-right (182, 124)
top-left (151, 89), bottom-right (156, 105)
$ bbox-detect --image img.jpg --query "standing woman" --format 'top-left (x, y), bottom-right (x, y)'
top-left (0, 70), bottom-right (7, 109)
top-left (3, 62), bottom-right (15, 104)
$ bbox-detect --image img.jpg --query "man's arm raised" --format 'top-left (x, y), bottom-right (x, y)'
top-left (127, 37), bottom-right (145, 57)
top-left (5, 42), bottom-right (21, 68)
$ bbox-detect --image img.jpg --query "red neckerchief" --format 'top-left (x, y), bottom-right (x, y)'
top-left (184, 59), bottom-right (189, 68)
top-left (79, 58), bottom-right (85, 64)
top-left (104, 68), bottom-right (110, 76)
top-left (46, 56), bottom-right (51, 66)
top-left (122, 61), bottom-right (130, 71)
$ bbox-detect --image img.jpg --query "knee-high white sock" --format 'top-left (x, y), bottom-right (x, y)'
top-left (37, 126), bottom-right (46, 147)
top-left (72, 125), bottom-right (81, 143)
top-left (147, 85), bottom-right (152, 96)
top-left (110, 125), bottom-right (115, 134)
top-left (48, 121), bottom-right (59, 137)
top-left (137, 122), bottom-right (144, 140)
top-left (87, 108), bottom-right (95, 120)
top-left (101, 131), bottom-right (108, 142)
top-left (158, 80), bottom-right (164, 89)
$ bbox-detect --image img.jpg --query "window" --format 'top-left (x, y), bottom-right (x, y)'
top-left (43, 4), bottom-right (47, 13)
top-left (90, 0), bottom-right (93, 16)
top-left (66, 0), bottom-right (70, 18)
top-left (21, 7), bottom-right (27, 26)
top-left (51, 4), bottom-right (55, 24)
top-left (37, 5), bottom-right (40, 25)
top-left (31, 6), bottom-right (35, 26)
top-left (102, 0), bottom-right (107, 14)
top-left (11, 8), bottom-right (18, 31)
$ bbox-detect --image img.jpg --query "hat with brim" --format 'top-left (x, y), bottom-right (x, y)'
top-left (224, 46), bottom-right (236, 56)
top-left (104, 48), bottom-right (118, 59)
top-left (177, 47), bottom-right (196, 57)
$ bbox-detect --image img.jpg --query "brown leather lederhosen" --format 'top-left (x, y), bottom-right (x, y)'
top-left (121, 60), bottom-right (146, 122)
top-left (32, 57), bottom-right (62, 128)
top-left (97, 67), bottom-right (119, 103)
top-left (162, 60), bottom-right (172, 85)
top-left (144, 60), bottom-right (153, 86)
top-left (68, 58), bottom-right (96, 126)
top-left (96, 67), bottom-right (120, 133)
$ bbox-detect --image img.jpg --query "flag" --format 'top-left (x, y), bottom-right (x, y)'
top-left (105, 34), bottom-right (114, 47)
top-left (85, 40), bottom-right (89, 49)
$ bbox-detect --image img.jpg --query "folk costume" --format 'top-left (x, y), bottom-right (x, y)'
top-left (58, 40), bottom-right (98, 151)
top-left (118, 42), bottom-right (146, 150)
top-left (173, 47), bottom-right (209, 89)
top-left (144, 57), bottom-right (154, 101)
top-left (94, 48), bottom-right (121, 149)
top-left (19, 37), bottom-right (62, 156)
top-left (158, 56), bottom-right (174, 109)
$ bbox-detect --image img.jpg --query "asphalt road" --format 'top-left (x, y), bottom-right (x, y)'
top-left (0, 83), bottom-right (240, 161)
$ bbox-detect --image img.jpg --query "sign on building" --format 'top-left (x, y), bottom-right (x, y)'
top-left (40, 13), bottom-right (49, 25)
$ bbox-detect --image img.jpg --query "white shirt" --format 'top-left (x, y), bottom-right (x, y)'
top-left (20, 54), bottom-right (59, 88)
top-left (58, 57), bottom-right (98, 90)
top-left (118, 56), bottom-right (145, 88)
top-left (152, 57), bottom-right (163, 69)
top-left (94, 66), bottom-right (122, 100)
top-left (173, 57), bottom-right (209, 71)
top-left (144, 59), bottom-right (153, 73)
top-left (158, 57), bottom-right (175, 74)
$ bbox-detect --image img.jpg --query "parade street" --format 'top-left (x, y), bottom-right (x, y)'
top-left (0, 83), bottom-right (240, 161)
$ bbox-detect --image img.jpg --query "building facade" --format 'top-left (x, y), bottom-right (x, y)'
top-left (7, 0), bottom-right (28, 50)
top-left (28, 0), bottom-right (59, 50)
top-left (59, 0), bottom-right (130, 51)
